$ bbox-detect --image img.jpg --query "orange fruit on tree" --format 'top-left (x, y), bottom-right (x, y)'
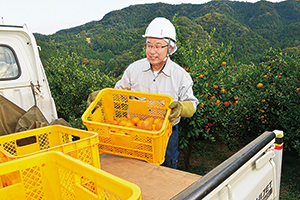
top-left (220, 89), bottom-right (225, 93)
top-left (209, 95), bottom-right (215, 102)
top-left (213, 85), bottom-right (218, 89)
top-left (221, 61), bottom-right (226, 65)
top-left (257, 83), bottom-right (263, 88)
top-left (224, 101), bottom-right (229, 106)
top-left (199, 74), bottom-right (203, 79)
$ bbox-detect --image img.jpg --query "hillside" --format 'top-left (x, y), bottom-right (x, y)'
top-left (35, 0), bottom-right (300, 77)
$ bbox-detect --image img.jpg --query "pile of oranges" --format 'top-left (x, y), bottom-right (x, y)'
top-left (105, 117), bottom-right (164, 131)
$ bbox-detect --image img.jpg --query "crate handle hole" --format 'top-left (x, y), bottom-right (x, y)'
top-left (72, 136), bottom-right (81, 141)
top-left (129, 96), bottom-right (146, 101)
top-left (16, 136), bottom-right (37, 147)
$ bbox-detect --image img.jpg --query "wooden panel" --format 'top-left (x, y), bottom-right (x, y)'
top-left (100, 153), bottom-right (201, 200)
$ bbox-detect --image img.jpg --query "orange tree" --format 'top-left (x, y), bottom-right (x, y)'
top-left (262, 49), bottom-right (300, 154)
top-left (174, 33), bottom-right (241, 170)
top-left (173, 16), bottom-right (300, 170)
top-left (44, 51), bottom-right (118, 128)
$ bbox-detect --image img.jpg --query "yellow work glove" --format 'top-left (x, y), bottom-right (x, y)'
top-left (87, 90), bottom-right (100, 108)
top-left (168, 101), bottom-right (195, 122)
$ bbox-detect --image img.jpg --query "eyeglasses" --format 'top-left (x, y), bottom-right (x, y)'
top-left (144, 44), bottom-right (168, 51)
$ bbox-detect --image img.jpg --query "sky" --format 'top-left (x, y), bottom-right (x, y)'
top-left (1, 0), bottom-right (285, 35)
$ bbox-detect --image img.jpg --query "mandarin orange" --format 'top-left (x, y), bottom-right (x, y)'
top-left (137, 120), bottom-right (143, 128)
top-left (155, 120), bottom-right (163, 131)
top-left (141, 120), bottom-right (152, 130)
top-left (131, 117), bottom-right (140, 125)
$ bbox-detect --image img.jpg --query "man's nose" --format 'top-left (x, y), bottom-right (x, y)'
top-left (149, 47), bottom-right (157, 54)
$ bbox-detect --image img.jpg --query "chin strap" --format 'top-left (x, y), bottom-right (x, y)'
top-left (161, 38), bottom-right (177, 63)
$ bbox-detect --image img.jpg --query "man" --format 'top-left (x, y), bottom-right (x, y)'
top-left (88, 17), bottom-right (198, 168)
top-left (115, 17), bottom-right (199, 169)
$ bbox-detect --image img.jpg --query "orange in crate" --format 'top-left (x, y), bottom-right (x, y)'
top-left (0, 151), bottom-right (141, 200)
top-left (82, 88), bottom-right (173, 165)
top-left (0, 125), bottom-right (100, 168)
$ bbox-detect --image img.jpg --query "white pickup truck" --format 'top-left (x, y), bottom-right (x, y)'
top-left (0, 24), bottom-right (284, 200)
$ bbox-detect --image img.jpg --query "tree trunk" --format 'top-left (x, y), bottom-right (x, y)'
top-left (183, 137), bottom-right (195, 171)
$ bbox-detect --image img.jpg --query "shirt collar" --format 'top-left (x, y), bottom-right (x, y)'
top-left (142, 59), bottom-right (152, 72)
top-left (161, 58), bottom-right (171, 77)
top-left (142, 58), bottom-right (171, 77)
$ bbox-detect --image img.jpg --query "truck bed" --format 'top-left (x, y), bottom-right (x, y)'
top-left (100, 154), bottom-right (201, 200)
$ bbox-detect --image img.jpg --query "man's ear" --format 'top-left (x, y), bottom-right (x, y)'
top-left (168, 45), bottom-right (175, 55)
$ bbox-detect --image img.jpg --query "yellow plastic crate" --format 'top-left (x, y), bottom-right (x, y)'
top-left (82, 88), bottom-right (173, 165)
top-left (0, 151), bottom-right (141, 200)
top-left (0, 125), bottom-right (100, 168)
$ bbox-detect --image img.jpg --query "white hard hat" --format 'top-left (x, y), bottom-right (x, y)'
top-left (143, 17), bottom-right (176, 42)
top-left (143, 17), bottom-right (177, 55)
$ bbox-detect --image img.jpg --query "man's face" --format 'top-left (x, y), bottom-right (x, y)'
top-left (145, 37), bottom-right (169, 68)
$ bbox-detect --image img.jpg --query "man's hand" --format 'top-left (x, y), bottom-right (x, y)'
top-left (168, 101), bottom-right (195, 122)
top-left (87, 90), bottom-right (100, 108)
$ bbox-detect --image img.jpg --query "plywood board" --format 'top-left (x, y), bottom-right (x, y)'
top-left (100, 154), bottom-right (201, 200)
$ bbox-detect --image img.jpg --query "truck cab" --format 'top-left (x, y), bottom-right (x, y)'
top-left (0, 25), bottom-right (57, 124)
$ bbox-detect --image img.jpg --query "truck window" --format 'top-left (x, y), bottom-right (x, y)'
top-left (0, 45), bottom-right (20, 80)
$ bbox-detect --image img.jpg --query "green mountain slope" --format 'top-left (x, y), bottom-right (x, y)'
top-left (35, 0), bottom-right (300, 77)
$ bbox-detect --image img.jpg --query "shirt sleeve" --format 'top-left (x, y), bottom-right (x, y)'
top-left (114, 80), bottom-right (121, 89)
top-left (114, 67), bottom-right (131, 90)
top-left (179, 74), bottom-right (199, 113)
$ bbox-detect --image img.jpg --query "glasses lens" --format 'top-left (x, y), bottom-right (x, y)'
top-left (145, 44), bottom-right (165, 51)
